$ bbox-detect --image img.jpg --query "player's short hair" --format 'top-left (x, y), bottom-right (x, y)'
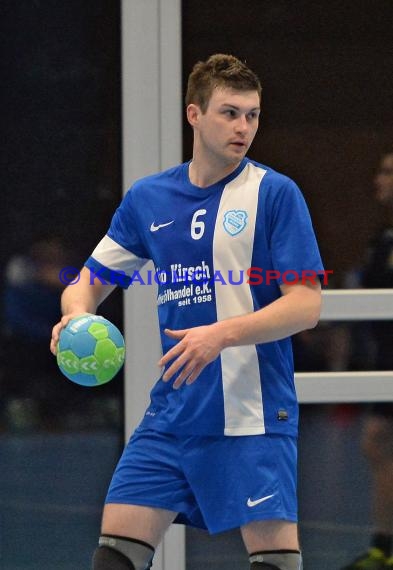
top-left (185, 54), bottom-right (262, 113)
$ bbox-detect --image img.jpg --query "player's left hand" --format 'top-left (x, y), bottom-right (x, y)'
top-left (159, 325), bottom-right (224, 389)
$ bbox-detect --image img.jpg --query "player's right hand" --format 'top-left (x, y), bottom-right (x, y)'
top-left (50, 313), bottom-right (92, 355)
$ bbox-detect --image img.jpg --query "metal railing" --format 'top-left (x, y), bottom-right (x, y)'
top-left (296, 290), bottom-right (393, 403)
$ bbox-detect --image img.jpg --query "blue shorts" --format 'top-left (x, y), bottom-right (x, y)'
top-left (105, 428), bottom-right (298, 534)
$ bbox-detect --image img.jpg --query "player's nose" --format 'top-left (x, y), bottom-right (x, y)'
top-left (234, 115), bottom-right (248, 134)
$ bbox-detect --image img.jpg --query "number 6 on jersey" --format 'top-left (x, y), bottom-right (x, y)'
top-left (191, 209), bottom-right (207, 240)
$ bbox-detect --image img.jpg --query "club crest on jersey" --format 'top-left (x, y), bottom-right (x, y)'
top-left (223, 210), bottom-right (248, 236)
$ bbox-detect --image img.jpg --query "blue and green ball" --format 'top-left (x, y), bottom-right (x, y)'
top-left (56, 315), bottom-right (125, 386)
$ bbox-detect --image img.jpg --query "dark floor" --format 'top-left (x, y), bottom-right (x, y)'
top-left (0, 405), bottom-right (373, 569)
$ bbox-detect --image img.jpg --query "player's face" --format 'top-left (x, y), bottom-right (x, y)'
top-left (191, 87), bottom-right (260, 168)
top-left (374, 153), bottom-right (393, 206)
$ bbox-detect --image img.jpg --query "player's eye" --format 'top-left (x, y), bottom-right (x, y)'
top-left (223, 109), bottom-right (237, 117)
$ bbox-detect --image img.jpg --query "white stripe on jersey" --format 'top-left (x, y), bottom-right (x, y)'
top-left (91, 234), bottom-right (149, 274)
top-left (213, 162), bottom-right (267, 435)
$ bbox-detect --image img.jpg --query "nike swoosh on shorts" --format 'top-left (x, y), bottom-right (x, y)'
top-left (246, 494), bottom-right (275, 507)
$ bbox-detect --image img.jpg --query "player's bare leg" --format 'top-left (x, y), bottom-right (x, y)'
top-left (340, 416), bottom-right (393, 569)
top-left (361, 416), bottom-right (393, 559)
top-left (362, 416), bottom-right (393, 535)
top-left (241, 520), bottom-right (302, 569)
top-left (92, 504), bottom-right (177, 569)
top-left (101, 504), bottom-right (176, 547)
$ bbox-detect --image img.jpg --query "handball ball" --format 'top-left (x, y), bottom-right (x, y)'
top-left (56, 315), bottom-right (125, 386)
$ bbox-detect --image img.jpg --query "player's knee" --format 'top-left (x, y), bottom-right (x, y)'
top-left (249, 562), bottom-right (302, 569)
top-left (92, 546), bottom-right (135, 569)
top-left (92, 535), bottom-right (154, 570)
top-left (249, 550), bottom-right (302, 570)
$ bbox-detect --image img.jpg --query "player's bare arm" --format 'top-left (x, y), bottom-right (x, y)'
top-left (159, 280), bottom-right (321, 388)
top-left (50, 266), bottom-right (116, 354)
top-left (218, 279), bottom-right (321, 346)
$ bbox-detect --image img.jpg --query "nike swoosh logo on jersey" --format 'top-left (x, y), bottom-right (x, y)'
top-left (246, 494), bottom-right (275, 508)
top-left (150, 220), bottom-right (174, 232)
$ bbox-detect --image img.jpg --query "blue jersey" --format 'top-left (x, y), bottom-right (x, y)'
top-left (85, 158), bottom-right (324, 437)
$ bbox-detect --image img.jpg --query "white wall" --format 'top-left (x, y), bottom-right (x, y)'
top-left (121, 2), bottom-right (185, 569)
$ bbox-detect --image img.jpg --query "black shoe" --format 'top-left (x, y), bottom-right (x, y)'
top-left (341, 548), bottom-right (388, 569)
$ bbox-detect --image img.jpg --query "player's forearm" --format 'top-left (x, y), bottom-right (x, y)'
top-left (215, 284), bottom-right (321, 348)
top-left (61, 286), bottom-right (97, 316)
top-left (60, 266), bottom-right (115, 316)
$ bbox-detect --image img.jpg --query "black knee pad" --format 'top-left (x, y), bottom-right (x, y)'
top-left (92, 546), bottom-right (135, 569)
top-left (92, 535), bottom-right (154, 570)
top-left (249, 550), bottom-right (302, 570)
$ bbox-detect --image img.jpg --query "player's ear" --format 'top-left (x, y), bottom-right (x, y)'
top-left (186, 103), bottom-right (201, 128)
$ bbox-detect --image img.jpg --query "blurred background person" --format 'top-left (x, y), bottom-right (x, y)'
top-left (341, 151), bottom-right (393, 570)
top-left (0, 237), bottom-right (80, 430)
top-left (0, 236), bottom-right (122, 431)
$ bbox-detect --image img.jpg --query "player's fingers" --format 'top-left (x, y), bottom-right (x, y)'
top-left (50, 322), bottom-right (63, 354)
top-left (173, 361), bottom-right (205, 389)
top-left (164, 328), bottom-right (188, 339)
top-left (162, 359), bottom-right (184, 382)
top-left (185, 364), bottom-right (205, 386)
top-left (172, 362), bottom-right (196, 390)
top-left (162, 351), bottom-right (190, 382)
top-left (50, 314), bottom-right (81, 354)
top-left (158, 341), bottom-right (185, 368)
top-left (60, 314), bottom-right (75, 328)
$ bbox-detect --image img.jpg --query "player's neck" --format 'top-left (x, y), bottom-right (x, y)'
top-left (188, 157), bottom-right (241, 188)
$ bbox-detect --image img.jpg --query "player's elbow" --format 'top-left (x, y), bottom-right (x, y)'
top-left (304, 296), bottom-right (322, 329)
top-left (306, 310), bottom-right (320, 330)
top-left (297, 287), bottom-right (322, 330)
top-left (283, 282), bottom-right (322, 331)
